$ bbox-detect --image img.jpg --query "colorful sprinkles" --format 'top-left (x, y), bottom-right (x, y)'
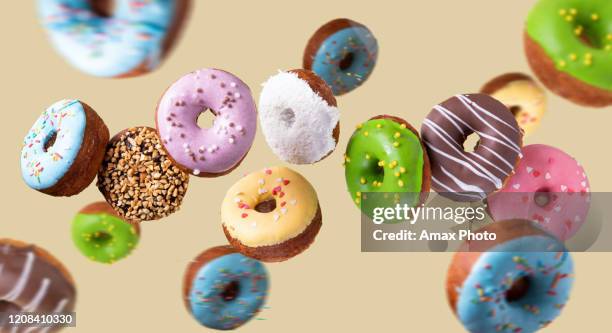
top-left (38, 0), bottom-right (180, 77)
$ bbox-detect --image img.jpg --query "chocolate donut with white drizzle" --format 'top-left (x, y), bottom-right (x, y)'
top-left (0, 239), bottom-right (76, 333)
top-left (421, 94), bottom-right (523, 202)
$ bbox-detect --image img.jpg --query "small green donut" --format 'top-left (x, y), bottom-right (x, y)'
top-left (344, 116), bottom-right (430, 212)
top-left (526, 0), bottom-right (612, 90)
top-left (72, 202), bottom-right (140, 264)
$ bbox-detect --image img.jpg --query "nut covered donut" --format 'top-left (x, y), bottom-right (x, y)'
top-left (344, 116), bottom-right (431, 209)
top-left (259, 69), bottom-right (340, 164)
top-left (0, 239), bottom-right (77, 332)
top-left (487, 144), bottom-right (590, 241)
top-left (37, 0), bottom-right (191, 78)
top-left (156, 69), bottom-right (257, 177)
top-left (183, 246), bottom-right (269, 330)
top-left (447, 220), bottom-right (574, 333)
top-left (525, 0), bottom-right (612, 107)
top-left (97, 127), bottom-right (189, 222)
top-left (421, 94), bottom-right (523, 202)
top-left (221, 167), bottom-right (322, 262)
top-left (20, 99), bottom-right (109, 197)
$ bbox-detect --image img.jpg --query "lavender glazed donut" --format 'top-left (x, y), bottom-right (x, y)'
top-left (156, 69), bottom-right (257, 177)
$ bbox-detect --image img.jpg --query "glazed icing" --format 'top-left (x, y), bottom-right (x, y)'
top-left (156, 69), bottom-right (257, 175)
top-left (0, 242), bottom-right (76, 319)
top-left (488, 80), bottom-right (547, 137)
top-left (72, 212), bottom-right (140, 264)
top-left (344, 118), bottom-right (425, 207)
top-left (37, 0), bottom-right (178, 77)
top-left (188, 253), bottom-right (268, 330)
top-left (456, 236), bottom-right (573, 333)
top-left (310, 24), bottom-right (378, 95)
top-left (421, 94), bottom-right (523, 202)
top-left (526, 0), bottom-right (612, 90)
top-left (259, 71), bottom-right (340, 164)
top-left (221, 167), bottom-right (319, 247)
top-left (21, 99), bottom-right (86, 190)
top-left (487, 144), bottom-right (590, 241)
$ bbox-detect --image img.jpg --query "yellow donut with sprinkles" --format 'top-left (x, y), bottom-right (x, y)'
top-left (221, 166), bottom-right (322, 262)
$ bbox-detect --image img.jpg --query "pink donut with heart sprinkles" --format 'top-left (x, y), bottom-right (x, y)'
top-left (487, 144), bottom-right (590, 241)
top-left (156, 69), bottom-right (257, 177)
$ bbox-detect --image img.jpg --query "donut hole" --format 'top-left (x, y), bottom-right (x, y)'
top-left (505, 276), bottom-right (531, 303)
top-left (89, 0), bottom-right (115, 18)
top-left (279, 108), bottom-right (296, 128)
top-left (534, 189), bottom-right (552, 208)
top-left (92, 231), bottom-right (113, 246)
top-left (366, 158), bottom-right (386, 184)
top-left (196, 109), bottom-right (217, 130)
top-left (339, 52), bottom-right (355, 71)
top-left (509, 105), bottom-right (522, 117)
top-left (43, 131), bottom-right (58, 152)
top-left (573, 21), bottom-right (605, 49)
top-left (462, 133), bottom-right (481, 153)
top-left (220, 280), bottom-right (241, 302)
top-left (254, 199), bottom-right (277, 213)
top-left (0, 300), bottom-right (22, 313)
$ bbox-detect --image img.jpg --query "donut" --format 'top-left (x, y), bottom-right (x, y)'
top-left (156, 69), bottom-right (257, 177)
top-left (421, 94), bottom-right (523, 202)
top-left (221, 167), bottom-right (322, 262)
top-left (97, 127), bottom-right (189, 222)
top-left (20, 99), bottom-right (109, 197)
top-left (0, 239), bottom-right (76, 329)
top-left (344, 115), bottom-right (431, 209)
top-left (446, 220), bottom-right (574, 333)
top-left (72, 202), bottom-right (140, 264)
top-left (481, 73), bottom-right (547, 137)
top-left (524, 0), bottom-right (612, 107)
top-left (37, 0), bottom-right (191, 78)
top-left (259, 69), bottom-right (340, 164)
top-left (303, 18), bottom-right (378, 95)
top-left (183, 246), bottom-right (269, 330)
top-left (487, 144), bottom-right (590, 241)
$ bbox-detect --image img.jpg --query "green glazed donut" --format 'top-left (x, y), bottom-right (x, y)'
top-left (72, 202), bottom-right (140, 264)
top-left (525, 0), bottom-right (612, 106)
top-left (344, 116), bottom-right (430, 213)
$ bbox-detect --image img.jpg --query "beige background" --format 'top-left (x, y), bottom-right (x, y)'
top-left (1, 0), bottom-right (610, 332)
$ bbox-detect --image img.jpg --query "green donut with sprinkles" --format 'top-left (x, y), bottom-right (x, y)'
top-left (525, 0), bottom-right (612, 107)
top-left (344, 115), bottom-right (431, 218)
top-left (72, 202), bottom-right (140, 264)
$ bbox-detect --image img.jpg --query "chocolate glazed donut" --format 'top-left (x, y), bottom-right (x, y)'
top-left (0, 239), bottom-right (76, 332)
top-left (421, 94), bottom-right (523, 202)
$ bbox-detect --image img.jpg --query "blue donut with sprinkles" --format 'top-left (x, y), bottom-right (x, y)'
top-left (447, 220), bottom-right (574, 333)
top-left (184, 246), bottom-right (269, 330)
top-left (304, 18), bottom-right (378, 95)
top-left (37, 0), bottom-right (190, 78)
top-left (20, 99), bottom-right (109, 196)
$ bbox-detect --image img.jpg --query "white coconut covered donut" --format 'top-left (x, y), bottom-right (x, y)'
top-left (259, 69), bottom-right (340, 164)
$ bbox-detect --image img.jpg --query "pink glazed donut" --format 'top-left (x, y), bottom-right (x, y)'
top-left (487, 144), bottom-right (590, 241)
top-left (156, 69), bottom-right (257, 177)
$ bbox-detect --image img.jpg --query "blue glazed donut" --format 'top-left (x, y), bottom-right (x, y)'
top-left (304, 18), bottom-right (378, 95)
top-left (20, 99), bottom-right (109, 196)
top-left (37, 0), bottom-right (189, 77)
top-left (447, 221), bottom-right (574, 333)
top-left (184, 247), bottom-right (269, 330)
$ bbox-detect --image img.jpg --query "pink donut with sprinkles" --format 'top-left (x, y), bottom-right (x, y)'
top-left (156, 69), bottom-right (257, 177)
top-left (487, 144), bottom-right (590, 241)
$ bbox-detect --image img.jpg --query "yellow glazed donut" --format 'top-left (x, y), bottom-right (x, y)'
top-left (221, 166), bottom-right (322, 262)
top-left (481, 73), bottom-right (547, 137)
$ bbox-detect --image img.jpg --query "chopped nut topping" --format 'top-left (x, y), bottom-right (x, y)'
top-left (97, 127), bottom-right (189, 222)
